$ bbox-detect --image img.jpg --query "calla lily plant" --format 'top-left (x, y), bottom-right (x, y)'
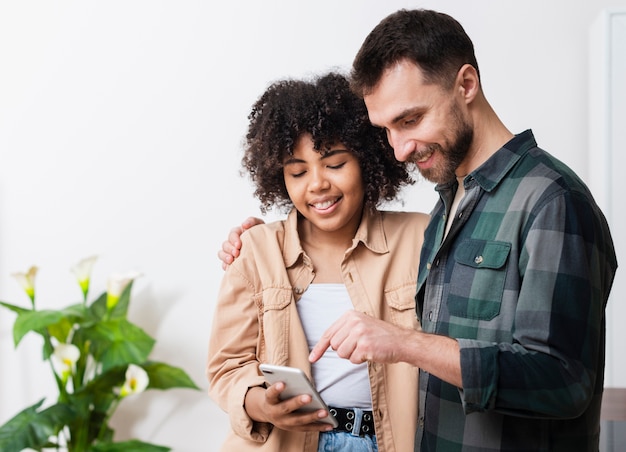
top-left (0, 257), bottom-right (199, 452)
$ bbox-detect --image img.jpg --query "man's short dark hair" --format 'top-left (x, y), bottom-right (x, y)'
top-left (351, 9), bottom-right (480, 96)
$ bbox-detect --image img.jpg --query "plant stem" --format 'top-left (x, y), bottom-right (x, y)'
top-left (97, 397), bottom-right (121, 442)
top-left (44, 333), bottom-right (68, 401)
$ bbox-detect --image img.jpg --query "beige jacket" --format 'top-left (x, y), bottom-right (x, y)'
top-left (207, 208), bottom-right (428, 451)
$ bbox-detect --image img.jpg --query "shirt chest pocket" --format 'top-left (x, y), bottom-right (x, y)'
top-left (447, 239), bottom-right (511, 321)
top-left (259, 287), bottom-right (293, 364)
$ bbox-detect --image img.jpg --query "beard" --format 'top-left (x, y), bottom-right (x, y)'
top-left (411, 104), bottom-right (474, 185)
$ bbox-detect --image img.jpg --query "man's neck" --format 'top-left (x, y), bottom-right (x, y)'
top-left (459, 97), bottom-right (514, 176)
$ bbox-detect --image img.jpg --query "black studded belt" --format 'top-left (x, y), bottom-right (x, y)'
top-left (328, 406), bottom-right (375, 436)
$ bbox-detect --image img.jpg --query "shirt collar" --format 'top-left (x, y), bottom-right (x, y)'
top-left (437, 129), bottom-right (537, 194)
top-left (282, 207), bottom-right (389, 267)
top-left (354, 208), bottom-right (389, 255)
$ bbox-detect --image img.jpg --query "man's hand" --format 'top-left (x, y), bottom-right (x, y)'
top-left (308, 310), bottom-right (411, 365)
top-left (244, 383), bottom-right (333, 432)
top-left (309, 310), bottom-right (463, 387)
top-left (217, 217), bottom-right (265, 270)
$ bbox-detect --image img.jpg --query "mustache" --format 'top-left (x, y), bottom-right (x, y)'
top-left (407, 144), bottom-right (441, 164)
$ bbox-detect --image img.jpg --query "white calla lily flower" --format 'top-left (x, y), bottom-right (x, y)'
top-left (119, 364), bottom-right (149, 397)
top-left (106, 271), bottom-right (142, 310)
top-left (11, 266), bottom-right (39, 305)
top-left (52, 343), bottom-right (81, 384)
top-left (71, 255), bottom-right (98, 298)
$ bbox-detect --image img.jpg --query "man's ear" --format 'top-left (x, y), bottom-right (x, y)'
top-left (456, 63), bottom-right (480, 104)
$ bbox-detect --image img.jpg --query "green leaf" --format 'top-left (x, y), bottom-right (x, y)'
top-left (56, 385), bottom-right (121, 445)
top-left (47, 316), bottom-right (75, 344)
top-left (142, 362), bottom-right (200, 390)
top-left (0, 399), bottom-right (77, 451)
top-left (88, 291), bottom-right (109, 321)
top-left (12, 309), bottom-right (65, 346)
top-left (83, 319), bottom-right (155, 372)
top-left (48, 303), bottom-right (86, 343)
top-left (81, 366), bottom-right (126, 392)
top-left (91, 439), bottom-right (170, 452)
top-left (61, 389), bottom-right (113, 446)
top-left (74, 366), bottom-right (126, 412)
top-left (0, 301), bottom-right (31, 316)
top-left (3, 302), bottom-right (87, 348)
top-left (88, 281), bottom-right (134, 321)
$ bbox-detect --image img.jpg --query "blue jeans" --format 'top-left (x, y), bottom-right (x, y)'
top-left (317, 431), bottom-right (378, 452)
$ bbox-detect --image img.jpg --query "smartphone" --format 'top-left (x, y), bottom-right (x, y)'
top-left (259, 363), bottom-right (338, 427)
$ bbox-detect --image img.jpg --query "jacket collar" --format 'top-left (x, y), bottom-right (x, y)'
top-left (282, 208), bottom-right (389, 267)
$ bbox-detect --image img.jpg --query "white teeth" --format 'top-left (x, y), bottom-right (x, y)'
top-left (313, 199), bottom-right (335, 209)
top-left (416, 150), bottom-right (434, 163)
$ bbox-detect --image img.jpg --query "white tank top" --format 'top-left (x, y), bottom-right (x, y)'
top-left (296, 283), bottom-right (373, 409)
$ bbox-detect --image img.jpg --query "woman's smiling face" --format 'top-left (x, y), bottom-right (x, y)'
top-left (283, 133), bottom-right (364, 237)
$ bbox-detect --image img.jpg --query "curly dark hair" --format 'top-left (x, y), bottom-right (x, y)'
top-left (242, 72), bottom-right (414, 214)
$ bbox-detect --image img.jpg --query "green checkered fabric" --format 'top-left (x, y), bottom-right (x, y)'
top-left (415, 130), bottom-right (617, 451)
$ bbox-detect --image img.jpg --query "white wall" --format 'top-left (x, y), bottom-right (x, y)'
top-left (1, 1), bottom-right (624, 450)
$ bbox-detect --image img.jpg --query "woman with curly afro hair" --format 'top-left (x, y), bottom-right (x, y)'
top-left (242, 72), bottom-right (412, 214)
top-left (208, 72), bottom-right (429, 452)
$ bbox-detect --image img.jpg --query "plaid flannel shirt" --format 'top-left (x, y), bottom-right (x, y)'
top-left (415, 130), bottom-right (617, 451)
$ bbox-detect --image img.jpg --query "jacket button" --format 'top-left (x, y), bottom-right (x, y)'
top-left (474, 255), bottom-right (484, 264)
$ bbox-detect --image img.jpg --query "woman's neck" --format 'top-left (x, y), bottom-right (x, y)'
top-left (298, 215), bottom-right (360, 283)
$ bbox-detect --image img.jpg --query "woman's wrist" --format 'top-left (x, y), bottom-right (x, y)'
top-left (244, 386), bottom-right (268, 423)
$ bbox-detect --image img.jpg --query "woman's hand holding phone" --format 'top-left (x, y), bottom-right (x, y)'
top-left (244, 382), bottom-right (334, 432)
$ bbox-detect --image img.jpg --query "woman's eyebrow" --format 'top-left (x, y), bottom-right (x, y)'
top-left (320, 149), bottom-right (350, 159)
top-left (283, 156), bottom-right (305, 165)
top-left (283, 149), bottom-right (350, 165)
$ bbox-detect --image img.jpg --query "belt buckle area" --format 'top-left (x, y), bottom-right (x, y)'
top-left (329, 406), bottom-right (374, 437)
